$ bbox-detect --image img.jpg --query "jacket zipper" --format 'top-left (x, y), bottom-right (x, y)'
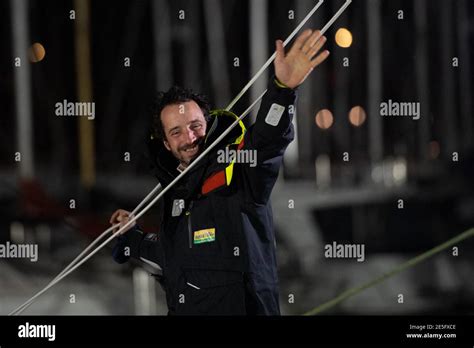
top-left (187, 201), bottom-right (194, 249)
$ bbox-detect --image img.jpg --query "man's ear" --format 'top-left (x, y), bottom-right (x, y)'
top-left (163, 139), bottom-right (171, 151)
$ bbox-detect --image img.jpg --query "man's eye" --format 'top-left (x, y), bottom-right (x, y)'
top-left (171, 131), bottom-right (180, 136)
top-left (192, 124), bottom-right (202, 129)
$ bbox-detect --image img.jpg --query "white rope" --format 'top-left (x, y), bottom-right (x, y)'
top-left (8, 0), bottom-right (352, 315)
top-left (225, 0), bottom-right (325, 111)
top-left (9, 183), bottom-right (163, 315)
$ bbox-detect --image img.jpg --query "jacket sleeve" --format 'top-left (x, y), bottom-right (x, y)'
top-left (112, 225), bottom-right (165, 274)
top-left (241, 76), bottom-right (297, 205)
top-left (112, 226), bottom-right (145, 264)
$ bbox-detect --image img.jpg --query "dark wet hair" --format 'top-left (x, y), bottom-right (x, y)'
top-left (151, 86), bottom-right (211, 141)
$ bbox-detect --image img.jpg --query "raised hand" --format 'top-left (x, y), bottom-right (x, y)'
top-left (274, 29), bottom-right (330, 89)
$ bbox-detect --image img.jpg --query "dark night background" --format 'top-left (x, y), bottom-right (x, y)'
top-left (0, 0), bottom-right (473, 316)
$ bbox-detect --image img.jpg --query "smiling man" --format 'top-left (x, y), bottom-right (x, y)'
top-left (110, 29), bottom-right (329, 315)
top-left (160, 99), bottom-right (208, 168)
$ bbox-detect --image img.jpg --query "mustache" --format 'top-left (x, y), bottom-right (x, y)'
top-left (179, 137), bottom-right (204, 152)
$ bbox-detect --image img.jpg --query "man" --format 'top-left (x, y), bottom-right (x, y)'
top-left (110, 29), bottom-right (329, 315)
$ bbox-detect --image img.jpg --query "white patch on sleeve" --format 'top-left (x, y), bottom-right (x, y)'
top-left (265, 103), bottom-right (286, 126)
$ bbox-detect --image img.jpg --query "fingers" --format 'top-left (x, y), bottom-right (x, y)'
top-left (307, 35), bottom-right (327, 60)
top-left (109, 210), bottom-right (120, 225)
top-left (311, 50), bottom-right (330, 68)
top-left (110, 209), bottom-right (132, 225)
top-left (275, 39), bottom-right (285, 62)
top-left (292, 29), bottom-right (313, 51)
top-left (302, 30), bottom-right (323, 54)
top-left (110, 209), bottom-right (136, 234)
top-left (110, 210), bottom-right (122, 234)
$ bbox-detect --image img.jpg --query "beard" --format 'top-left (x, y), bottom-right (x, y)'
top-left (176, 137), bottom-right (205, 165)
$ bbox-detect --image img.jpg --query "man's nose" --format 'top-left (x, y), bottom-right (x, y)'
top-left (184, 128), bottom-right (196, 144)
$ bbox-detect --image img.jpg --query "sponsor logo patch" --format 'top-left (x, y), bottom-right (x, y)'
top-left (193, 228), bottom-right (216, 244)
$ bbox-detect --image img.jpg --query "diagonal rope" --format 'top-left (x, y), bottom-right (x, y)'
top-left (9, 183), bottom-right (163, 315)
top-left (304, 227), bottom-right (474, 316)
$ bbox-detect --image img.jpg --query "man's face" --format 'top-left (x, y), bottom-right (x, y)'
top-left (161, 100), bottom-right (207, 165)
